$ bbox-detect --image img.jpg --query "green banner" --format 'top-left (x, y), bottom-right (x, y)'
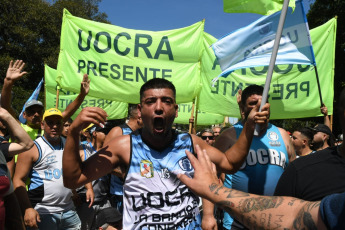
top-left (174, 102), bottom-right (225, 125)
top-left (57, 9), bottom-right (203, 104)
top-left (223, 0), bottom-right (295, 15)
top-left (45, 65), bottom-right (128, 120)
top-left (199, 18), bottom-right (336, 120)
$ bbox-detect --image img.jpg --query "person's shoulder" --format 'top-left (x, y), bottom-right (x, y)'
top-left (106, 134), bottom-right (131, 148)
top-left (103, 126), bottom-right (124, 146)
top-left (274, 125), bottom-right (290, 138)
top-left (290, 147), bottom-right (336, 169)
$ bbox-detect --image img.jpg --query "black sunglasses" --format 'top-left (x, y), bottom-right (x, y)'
top-left (201, 135), bottom-right (214, 140)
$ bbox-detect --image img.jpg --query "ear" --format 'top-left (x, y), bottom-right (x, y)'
top-left (23, 111), bottom-right (27, 119)
top-left (175, 104), bottom-right (178, 118)
top-left (41, 121), bottom-right (45, 130)
top-left (302, 139), bottom-right (307, 146)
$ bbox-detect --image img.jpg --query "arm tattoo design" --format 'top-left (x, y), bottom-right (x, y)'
top-left (238, 197), bottom-right (284, 213)
top-left (293, 202), bottom-right (320, 230)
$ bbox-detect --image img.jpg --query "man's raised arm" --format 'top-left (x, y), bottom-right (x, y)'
top-left (196, 99), bottom-right (270, 174)
top-left (178, 145), bottom-right (327, 230)
top-left (63, 107), bottom-right (108, 189)
top-left (1, 60), bottom-right (28, 117)
top-left (61, 74), bottom-right (90, 122)
top-left (0, 108), bottom-right (33, 156)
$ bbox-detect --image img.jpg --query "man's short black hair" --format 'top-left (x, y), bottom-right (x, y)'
top-left (140, 78), bottom-right (176, 102)
top-left (241, 85), bottom-right (264, 107)
top-left (297, 127), bottom-right (315, 146)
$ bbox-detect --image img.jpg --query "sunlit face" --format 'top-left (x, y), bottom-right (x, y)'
top-left (42, 115), bottom-right (63, 141)
top-left (62, 121), bottom-right (72, 137)
top-left (213, 127), bottom-right (221, 137)
top-left (138, 88), bottom-right (178, 137)
top-left (201, 131), bottom-right (215, 145)
top-left (291, 131), bottom-right (304, 155)
top-left (24, 105), bottom-right (44, 129)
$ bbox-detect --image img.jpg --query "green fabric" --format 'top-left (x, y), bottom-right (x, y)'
top-left (20, 123), bottom-right (41, 140)
top-left (223, 0), bottom-right (295, 15)
top-left (199, 18), bottom-right (336, 120)
top-left (174, 102), bottom-right (225, 125)
top-left (57, 9), bottom-right (203, 104)
top-left (45, 65), bottom-right (128, 120)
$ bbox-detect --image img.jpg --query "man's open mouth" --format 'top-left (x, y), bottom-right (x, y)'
top-left (153, 117), bottom-right (164, 132)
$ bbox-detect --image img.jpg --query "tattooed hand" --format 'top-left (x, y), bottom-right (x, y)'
top-left (178, 144), bottom-right (220, 200)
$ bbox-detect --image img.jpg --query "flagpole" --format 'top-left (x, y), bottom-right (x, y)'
top-left (194, 97), bottom-right (199, 135)
top-left (56, 85), bottom-right (60, 109)
top-left (188, 98), bottom-right (195, 134)
top-left (254, 0), bottom-right (290, 135)
top-left (313, 65), bottom-right (324, 107)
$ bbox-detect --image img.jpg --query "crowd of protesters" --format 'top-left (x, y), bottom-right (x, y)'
top-left (0, 59), bottom-right (344, 230)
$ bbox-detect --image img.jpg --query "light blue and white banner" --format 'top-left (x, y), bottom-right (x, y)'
top-left (212, 0), bottom-right (315, 82)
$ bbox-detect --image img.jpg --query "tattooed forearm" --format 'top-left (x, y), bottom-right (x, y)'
top-left (223, 188), bottom-right (250, 198)
top-left (205, 184), bottom-right (321, 230)
top-left (292, 202), bottom-right (320, 230)
top-left (238, 197), bottom-right (284, 213)
top-left (209, 183), bottom-right (250, 198)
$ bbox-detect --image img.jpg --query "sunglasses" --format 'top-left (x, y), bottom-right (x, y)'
top-left (201, 135), bottom-right (214, 140)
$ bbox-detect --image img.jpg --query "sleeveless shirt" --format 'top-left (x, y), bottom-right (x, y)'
top-left (223, 122), bottom-right (288, 229)
top-left (27, 136), bottom-right (74, 214)
top-left (122, 130), bottom-right (201, 230)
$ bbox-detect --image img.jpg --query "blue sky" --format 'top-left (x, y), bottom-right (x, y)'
top-left (99, 0), bottom-right (312, 39)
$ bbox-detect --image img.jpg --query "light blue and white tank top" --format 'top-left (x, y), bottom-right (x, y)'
top-left (223, 122), bottom-right (289, 229)
top-left (28, 136), bottom-right (74, 214)
top-left (123, 130), bottom-right (201, 230)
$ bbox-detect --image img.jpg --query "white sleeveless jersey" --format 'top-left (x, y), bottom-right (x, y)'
top-left (27, 136), bottom-right (74, 214)
top-left (123, 130), bottom-right (201, 230)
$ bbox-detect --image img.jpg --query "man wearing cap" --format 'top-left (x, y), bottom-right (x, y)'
top-left (20, 100), bottom-right (45, 140)
top-left (13, 108), bottom-right (82, 229)
top-left (313, 123), bottom-right (335, 151)
top-left (2, 60), bottom-right (90, 181)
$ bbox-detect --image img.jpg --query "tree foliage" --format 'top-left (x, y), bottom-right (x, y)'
top-left (0, 0), bottom-right (108, 113)
top-left (307, 0), bottom-right (345, 135)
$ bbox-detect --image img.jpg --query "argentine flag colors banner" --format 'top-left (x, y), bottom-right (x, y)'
top-left (199, 18), bottom-right (336, 119)
top-left (213, 0), bottom-right (315, 82)
top-left (57, 9), bottom-right (203, 104)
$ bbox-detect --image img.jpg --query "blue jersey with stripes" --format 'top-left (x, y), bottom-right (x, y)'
top-left (223, 122), bottom-right (289, 229)
top-left (123, 130), bottom-right (201, 230)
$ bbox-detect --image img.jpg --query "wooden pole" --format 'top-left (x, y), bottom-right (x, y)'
top-left (194, 98), bottom-right (199, 135)
top-left (56, 86), bottom-right (60, 109)
top-left (188, 98), bottom-right (195, 134)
